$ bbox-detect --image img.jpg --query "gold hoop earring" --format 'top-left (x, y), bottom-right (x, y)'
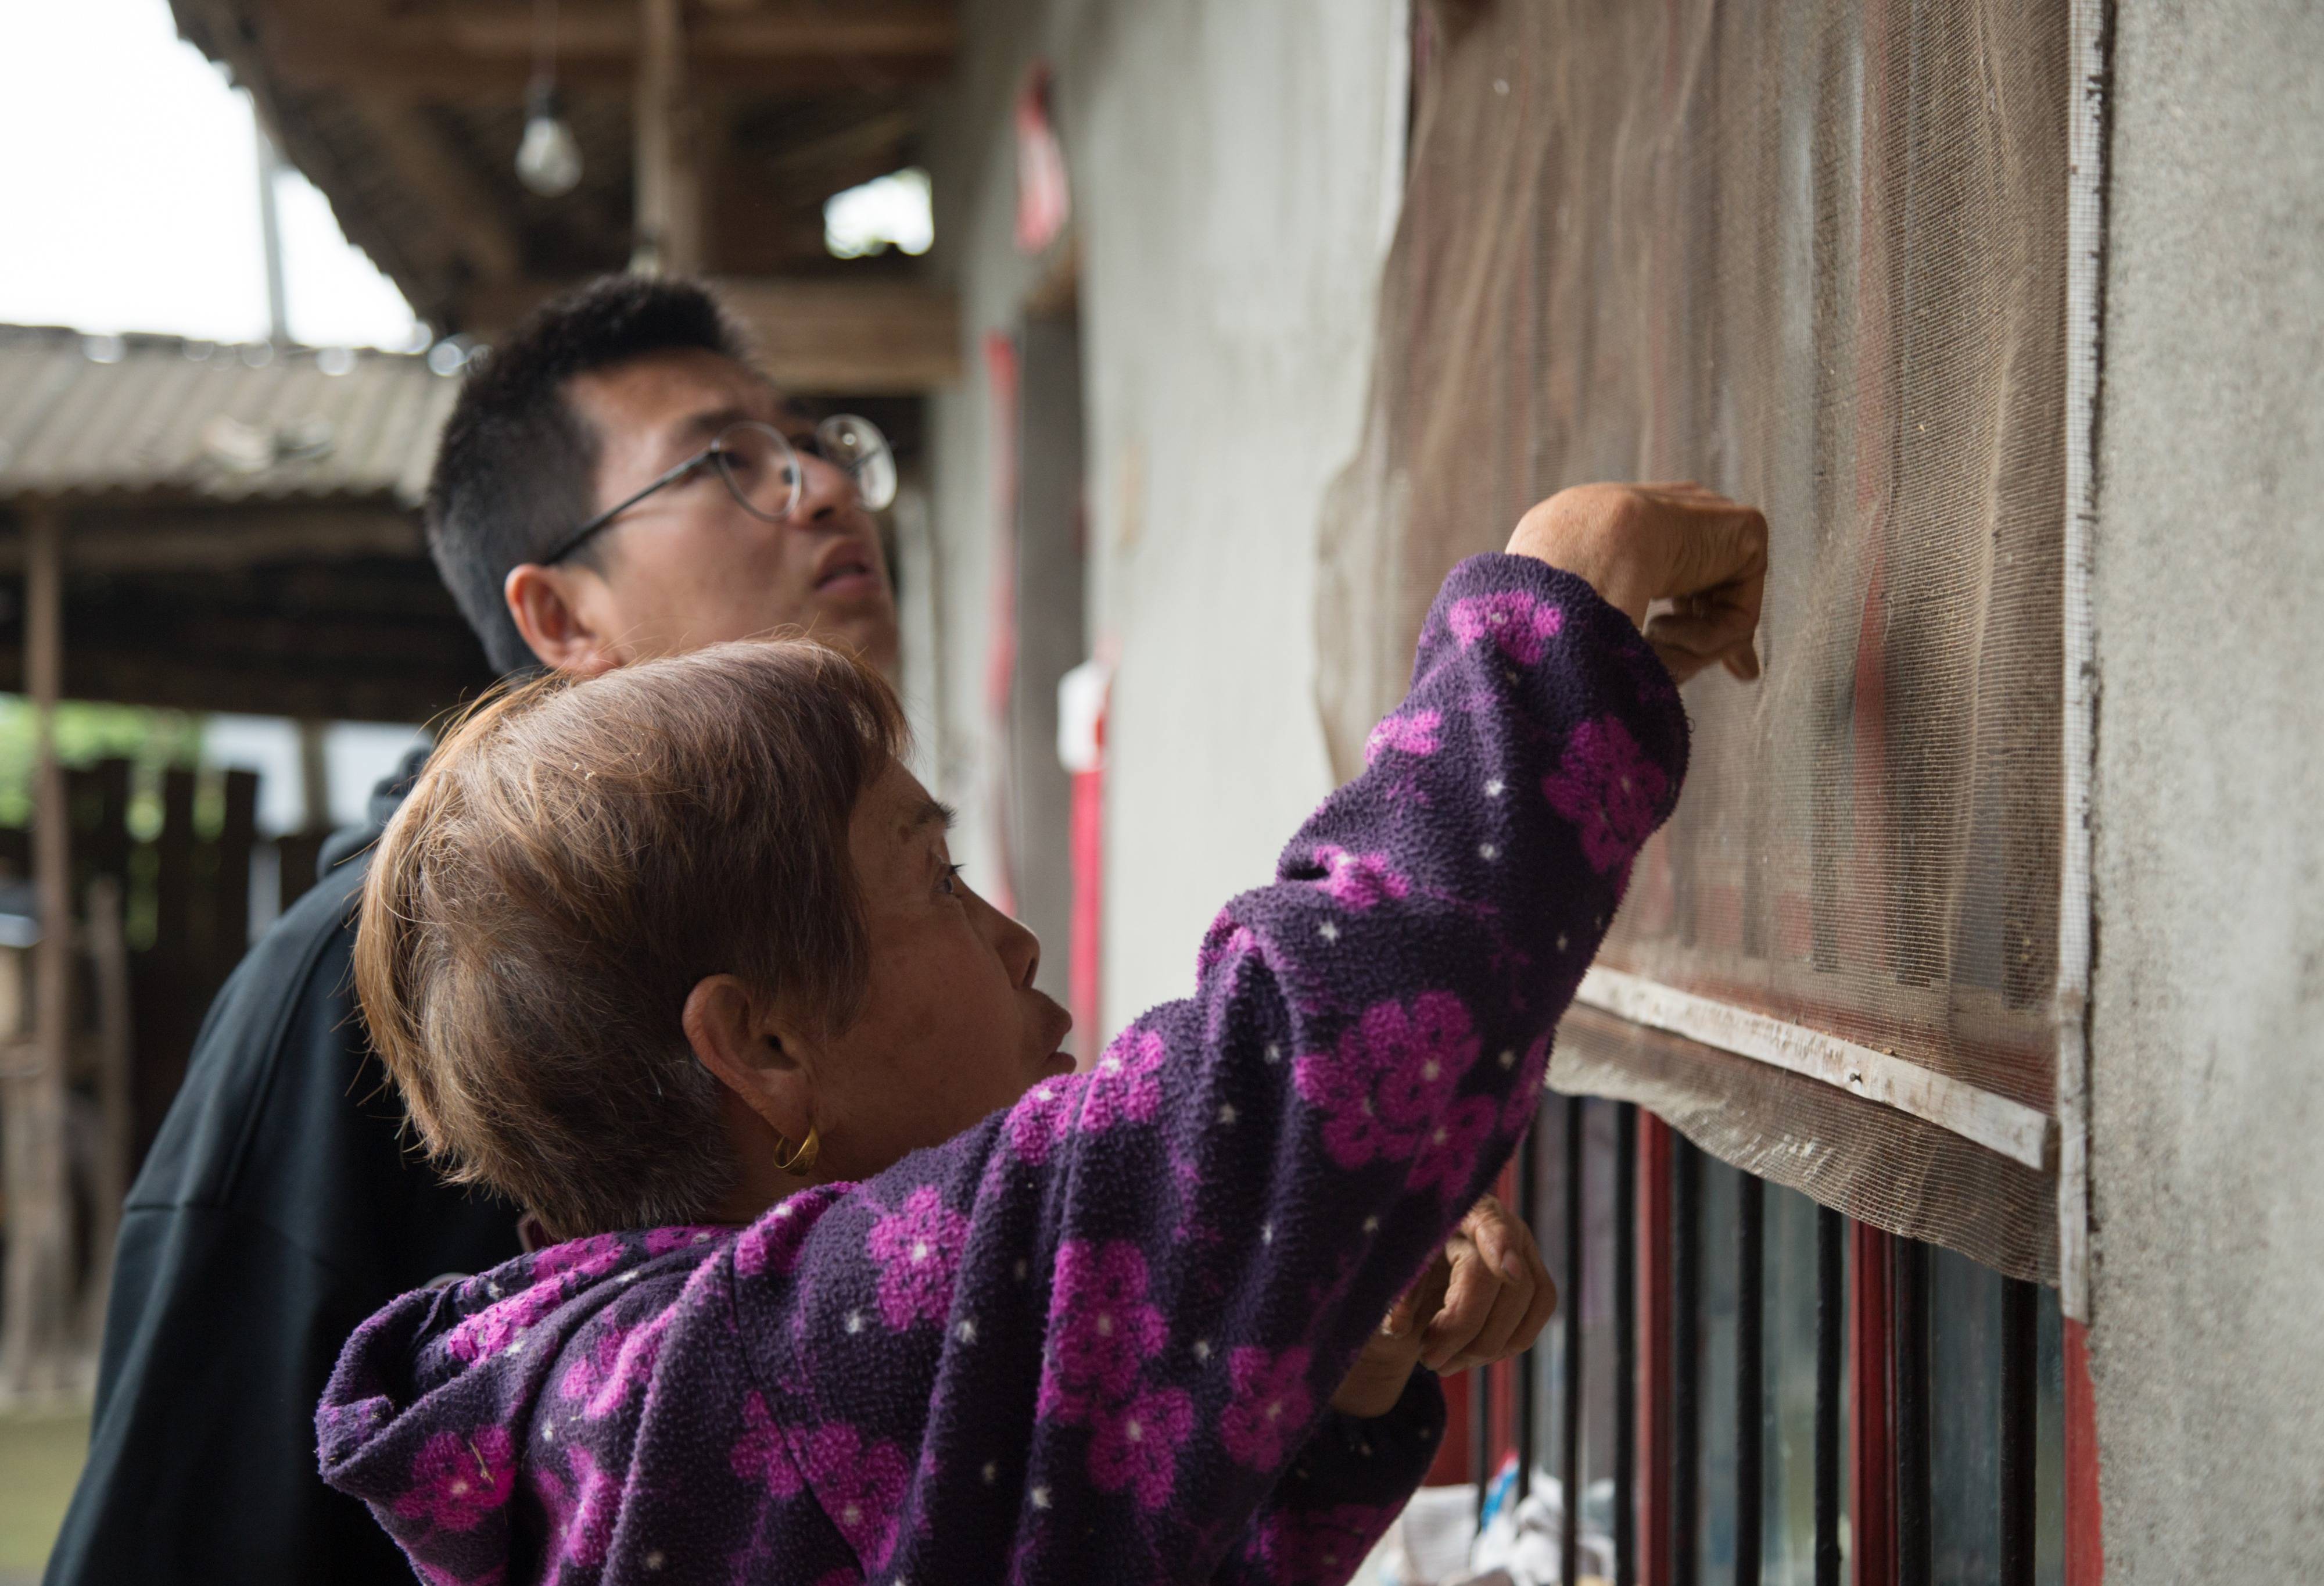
top-left (772, 1123), bottom-right (820, 1177)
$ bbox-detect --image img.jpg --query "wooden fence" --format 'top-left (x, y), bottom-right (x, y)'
top-left (0, 756), bottom-right (326, 1394)
top-left (0, 758), bottom-right (309, 1162)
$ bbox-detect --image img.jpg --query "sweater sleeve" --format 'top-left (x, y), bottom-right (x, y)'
top-left (1208, 1378), bottom-right (1450, 1585)
top-left (729, 554), bottom-right (1687, 1583)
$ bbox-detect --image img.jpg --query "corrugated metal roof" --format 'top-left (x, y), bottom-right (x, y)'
top-left (0, 325), bottom-right (462, 506)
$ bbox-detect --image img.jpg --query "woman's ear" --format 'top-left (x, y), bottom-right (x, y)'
top-left (682, 974), bottom-right (817, 1145)
top-left (505, 562), bottom-right (620, 677)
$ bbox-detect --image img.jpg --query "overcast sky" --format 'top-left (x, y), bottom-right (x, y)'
top-left (0, 0), bottom-right (421, 348)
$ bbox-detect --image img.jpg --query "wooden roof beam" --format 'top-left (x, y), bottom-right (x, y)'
top-left (261, 2), bottom-right (959, 96)
top-left (346, 99), bottom-right (525, 284)
top-left (463, 277), bottom-right (961, 395)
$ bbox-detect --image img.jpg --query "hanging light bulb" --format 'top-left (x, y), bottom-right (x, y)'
top-left (517, 0), bottom-right (582, 197)
top-left (518, 83), bottom-right (583, 196)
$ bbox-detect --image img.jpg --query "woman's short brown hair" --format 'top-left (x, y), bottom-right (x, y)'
top-left (355, 638), bottom-right (905, 1240)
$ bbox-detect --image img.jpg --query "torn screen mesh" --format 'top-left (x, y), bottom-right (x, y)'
top-left (1317, 0), bottom-right (2067, 1281)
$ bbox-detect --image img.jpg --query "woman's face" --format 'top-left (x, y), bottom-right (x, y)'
top-left (805, 758), bottom-right (1075, 1178)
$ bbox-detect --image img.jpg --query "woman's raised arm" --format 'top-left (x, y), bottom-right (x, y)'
top-left (729, 486), bottom-right (1763, 1581)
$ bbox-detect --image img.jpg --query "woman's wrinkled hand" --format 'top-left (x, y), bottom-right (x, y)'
top-left (1504, 481), bottom-right (1769, 685)
top-left (1329, 1195), bottom-right (1561, 1417)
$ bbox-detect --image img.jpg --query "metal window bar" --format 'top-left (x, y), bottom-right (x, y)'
top-left (1814, 1206), bottom-right (1846, 1586)
top-left (1613, 1102), bottom-right (1638, 1586)
top-left (1849, 1222), bottom-right (1897, 1586)
top-left (1895, 1238), bottom-right (1932, 1586)
top-left (1515, 1108), bottom-right (1541, 1504)
top-left (1735, 1172), bottom-right (1766, 1586)
top-left (1530, 1130), bottom-right (2060, 1586)
top-left (1671, 1134), bottom-right (1702, 1586)
top-left (1472, 1346), bottom-right (1491, 1527)
top-left (1999, 1277), bottom-right (2038, 1585)
top-left (1559, 1094), bottom-right (1585, 1586)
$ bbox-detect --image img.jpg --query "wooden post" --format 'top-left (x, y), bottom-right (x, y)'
top-left (634, 0), bottom-right (703, 274)
top-left (1, 500), bottom-right (74, 1396)
top-left (299, 719), bottom-right (330, 834)
top-left (80, 875), bottom-right (131, 1340)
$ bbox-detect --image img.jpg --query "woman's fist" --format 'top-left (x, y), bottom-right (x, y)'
top-left (1329, 1195), bottom-right (1560, 1417)
top-left (1505, 482), bottom-right (1769, 685)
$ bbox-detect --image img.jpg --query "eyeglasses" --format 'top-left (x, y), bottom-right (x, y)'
top-left (539, 414), bottom-right (898, 566)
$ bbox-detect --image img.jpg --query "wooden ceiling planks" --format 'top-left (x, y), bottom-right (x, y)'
top-left (169, 0), bottom-right (961, 371)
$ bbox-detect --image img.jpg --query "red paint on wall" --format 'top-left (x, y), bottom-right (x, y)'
top-left (2064, 1317), bottom-right (2104, 1585)
top-left (980, 331), bottom-right (1020, 917)
top-left (1068, 764), bottom-right (1103, 1058)
top-left (1014, 62), bottom-right (1070, 255)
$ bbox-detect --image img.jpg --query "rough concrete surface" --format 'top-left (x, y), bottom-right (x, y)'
top-left (2089, 0), bottom-right (2324, 1573)
top-left (921, 0), bottom-right (1407, 1033)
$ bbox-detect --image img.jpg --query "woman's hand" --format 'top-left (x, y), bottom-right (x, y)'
top-left (1329, 1195), bottom-right (1560, 1417)
top-left (1505, 481), bottom-right (1769, 684)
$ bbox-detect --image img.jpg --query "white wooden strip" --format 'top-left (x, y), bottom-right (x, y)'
top-left (1572, 968), bottom-right (2053, 1171)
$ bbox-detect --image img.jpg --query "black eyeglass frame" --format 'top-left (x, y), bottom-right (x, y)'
top-left (537, 415), bottom-right (891, 567)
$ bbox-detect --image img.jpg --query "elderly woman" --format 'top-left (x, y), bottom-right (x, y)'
top-left (315, 483), bottom-right (1764, 1584)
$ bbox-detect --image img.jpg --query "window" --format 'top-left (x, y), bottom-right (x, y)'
top-left (1328, 1), bottom-right (2103, 1578)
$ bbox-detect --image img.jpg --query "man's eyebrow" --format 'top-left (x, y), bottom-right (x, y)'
top-left (671, 405), bottom-right (756, 446)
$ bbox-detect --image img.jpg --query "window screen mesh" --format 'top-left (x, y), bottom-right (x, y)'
top-left (1317, 0), bottom-right (2067, 1282)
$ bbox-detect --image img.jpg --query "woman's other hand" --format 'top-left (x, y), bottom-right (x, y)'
top-left (1329, 1195), bottom-right (1559, 1417)
top-left (1505, 481), bottom-right (1769, 684)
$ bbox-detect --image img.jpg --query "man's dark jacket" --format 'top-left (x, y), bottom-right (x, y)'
top-left (44, 754), bottom-right (521, 1585)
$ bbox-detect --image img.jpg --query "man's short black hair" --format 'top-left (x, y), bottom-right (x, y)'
top-left (425, 275), bottom-right (751, 672)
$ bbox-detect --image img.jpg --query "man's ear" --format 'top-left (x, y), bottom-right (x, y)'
top-left (505, 562), bottom-right (620, 677)
top-left (682, 974), bottom-right (818, 1144)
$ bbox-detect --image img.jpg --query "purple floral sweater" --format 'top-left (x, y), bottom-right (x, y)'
top-left (316, 555), bottom-right (1687, 1585)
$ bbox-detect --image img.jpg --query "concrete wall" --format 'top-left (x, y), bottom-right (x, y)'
top-left (2088, 0), bottom-right (2324, 1573)
top-left (918, 0), bottom-right (1408, 1034)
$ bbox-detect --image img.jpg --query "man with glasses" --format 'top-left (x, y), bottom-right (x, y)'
top-left (47, 277), bottom-right (902, 1586)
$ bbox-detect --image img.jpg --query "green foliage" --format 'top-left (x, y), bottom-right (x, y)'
top-left (0, 696), bottom-right (205, 833)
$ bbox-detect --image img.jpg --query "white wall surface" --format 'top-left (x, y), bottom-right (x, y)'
top-left (922, 0), bottom-right (1408, 1037)
top-left (2088, 0), bottom-right (2324, 1572)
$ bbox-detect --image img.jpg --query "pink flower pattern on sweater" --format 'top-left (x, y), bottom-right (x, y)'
top-left (392, 1427), bottom-right (515, 1533)
top-left (1410, 1096), bottom-right (1502, 1203)
top-left (1038, 1240), bottom-right (1167, 1423)
top-left (1542, 714), bottom-right (1670, 873)
top-left (1005, 1075), bottom-right (1078, 1165)
top-left (1087, 1386), bottom-right (1193, 1511)
top-left (542, 1446), bottom-right (618, 1577)
top-left (1220, 1347), bottom-right (1316, 1472)
top-left (317, 555), bottom-right (1688, 1586)
top-left (1292, 991), bottom-right (1481, 1170)
top-left (1081, 1028), bottom-right (1165, 1134)
top-left (727, 1392), bottom-right (802, 1497)
top-left (442, 1281), bottom-right (568, 1365)
top-left (1450, 589), bottom-right (1564, 665)
top-left (800, 1423), bottom-right (909, 1567)
top-left (733, 1194), bottom-right (823, 1279)
top-left (532, 1236), bottom-right (622, 1284)
top-left (1312, 845), bottom-right (1411, 910)
top-left (555, 1308), bottom-right (672, 1420)
top-left (865, 1186), bottom-right (970, 1330)
top-left (1365, 707), bottom-right (1441, 763)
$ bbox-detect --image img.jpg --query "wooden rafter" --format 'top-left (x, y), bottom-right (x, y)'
top-left (719, 277), bottom-right (957, 394)
top-left (259, 1), bottom-right (958, 95)
top-left (464, 276), bottom-right (961, 393)
top-left (346, 98), bottom-right (525, 284)
top-left (633, 0), bottom-right (704, 275)
top-left (0, 506), bottom-right (424, 576)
